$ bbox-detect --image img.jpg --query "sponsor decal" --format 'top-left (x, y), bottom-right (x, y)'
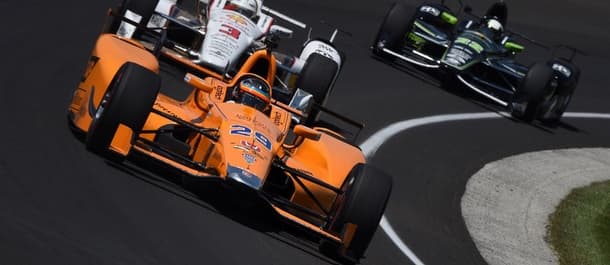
top-left (253, 118), bottom-right (270, 134)
top-left (233, 145), bottom-right (266, 159)
top-left (552, 63), bottom-right (572, 78)
top-left (230, 124), bottom-right (251, 136)
top-left (445, 47), bottom-right (472, 66)
top-left (117, 10), bottom-right (143, 38)
top-left (273, 111), bottom-right (282, 126)
top-left (254, 131), bottom-right (272, 151)
top-left (240, 140), bottom-right (261, 153)
top-left (312, 42), bottom-right (337, 61)
top-left (227, 165), bottom-right (262, 190)
top-left (147, 14), bottom-right (168, 31)
top-left (219, 24), bottom-right (241, 39)
top-left (241, 169), bottom-right (253, 178)
top-left (214, 85), bottom-right (225, 100)
top-left (243, 153), bottom-right (256, 164)
top-left (420, 6), bottom-right (440, 16)
top-left (235, 113), bottom-right (253, 122)
top-left (454, 37), bottom-right (484, 53)
top-left (227, 14), bottom-right (248, 25)
top-left (230, 125), bottom-right (272, 150)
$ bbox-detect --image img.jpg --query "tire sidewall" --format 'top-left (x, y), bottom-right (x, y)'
top-left (512, 62), bottom-right (554, 121)
top-left (373, 2), bottom-right (413, 52)
top-left (327, 164), bottom-right (392, 261)
top-left (86, 63), bottom-right (160, 158)
top-left (295, 53), bottom-right (339, 125)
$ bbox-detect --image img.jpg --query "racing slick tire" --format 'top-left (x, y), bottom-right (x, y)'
top-left (373, 2), bottom-right (455, 62)
top-left (86, 62), bottom-right (160, 161)
top-left (320, 163), bottom-right (393, 264)
top-left (372, 2), bottom-right (412, 58)
top-left (295, 53), bottom-right (339, 125)
top-left (511, 62), bottom-right (554, 122)
top-left (107, 0), bottom-right (159, 37)
top-left (537, 59), bottom-right (581, 125)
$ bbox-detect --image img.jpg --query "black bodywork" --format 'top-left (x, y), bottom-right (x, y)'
top-left (373, 1), bottom-right (581, 123)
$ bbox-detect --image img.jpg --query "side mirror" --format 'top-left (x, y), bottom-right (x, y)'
top-left (288, 89), bottom-right (314, 123)
top-left (270, 25), bottom-right (293, 39)
top-left (441, 12), bottom-right (458, 25)
top-left (504, 41), bottom-right (525, 53)
top-left (184, 73), bottom-right (214, 93)
top-left (293, 125), bottom-right (321, 141)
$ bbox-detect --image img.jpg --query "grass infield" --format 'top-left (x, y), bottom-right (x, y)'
top-left (548, 180), bottom-right (610, 265)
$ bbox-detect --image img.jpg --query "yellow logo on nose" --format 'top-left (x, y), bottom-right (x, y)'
top-left (227, 14), bottom-right (247, 25)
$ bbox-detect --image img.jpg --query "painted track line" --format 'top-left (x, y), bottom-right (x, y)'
top-left (358, 112), bottom-right (610, 265)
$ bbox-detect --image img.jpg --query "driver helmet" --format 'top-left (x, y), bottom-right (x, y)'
top-left (224, 0), bottom-right (259, 19)
top-left (484, 18), bottom-right (504, 39)
top-left (232, 75), bottom-right (271, 112)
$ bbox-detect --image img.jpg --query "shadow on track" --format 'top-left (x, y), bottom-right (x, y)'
top-left (370, 54), bottom-right (584, 134)
top-left (106, 152), bottom-right (341, 265)
top-left (68, 118), bottom-right (339, 264)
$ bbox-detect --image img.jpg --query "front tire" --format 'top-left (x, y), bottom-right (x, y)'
top-left (321, 163), bottom-right (393, 263)
top-left (511, 62), bottom-right (554, 122)
top-left (372, 2), bottom-right (412, 57)
top-left (538, 59), bottom-right (580, 125)
top-left (86, 62), bottom-right (160, 160)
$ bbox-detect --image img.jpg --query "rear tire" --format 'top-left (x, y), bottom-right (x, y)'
top-left (295, 53), bottom-right (339, 125)
top-left (321, 163), bottom-right (393, 264)
top-left (511, 62), bottom-right (554, 122)
top-left (86, 62), bottom-right (160, 160)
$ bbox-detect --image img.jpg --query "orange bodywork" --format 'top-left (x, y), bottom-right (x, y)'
top-left (68, 33), bottom-right (365, 245)
top-left (69, 34), bottom-right (160, 133)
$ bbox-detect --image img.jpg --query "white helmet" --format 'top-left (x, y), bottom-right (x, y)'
top-left (486, 18), bottom-right (503, 34)
top-left (226, 0), bottom-right (259, 19)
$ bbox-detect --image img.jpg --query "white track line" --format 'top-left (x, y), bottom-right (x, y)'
top-left (358, 112), bottom-right (610, 265)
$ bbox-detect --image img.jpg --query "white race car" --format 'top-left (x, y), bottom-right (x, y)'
top-left (110, 0), bottom-right (343, 125)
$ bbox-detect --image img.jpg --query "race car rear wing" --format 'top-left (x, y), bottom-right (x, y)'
top-left (459, 4), bottom-right (587, 62)
top-left (550, 45), bottom-right (587, 62)
top-left (261, 5), bottom-right (307, 29)
top-left (500, 32), bottom-right (586, 63)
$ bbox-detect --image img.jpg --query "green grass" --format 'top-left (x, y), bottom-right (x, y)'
top-left (548, 180), bottom-right (610, 265)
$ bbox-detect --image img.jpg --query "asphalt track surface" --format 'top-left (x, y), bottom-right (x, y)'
top-left (1, 0), bottom-right (610, 265)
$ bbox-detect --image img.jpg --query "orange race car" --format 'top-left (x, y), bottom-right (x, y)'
top-left (67, 0), bottom-right (392, 263)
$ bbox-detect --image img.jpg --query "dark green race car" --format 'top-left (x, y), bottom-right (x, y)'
top-left (372, 1), bottom-right (581, 124)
